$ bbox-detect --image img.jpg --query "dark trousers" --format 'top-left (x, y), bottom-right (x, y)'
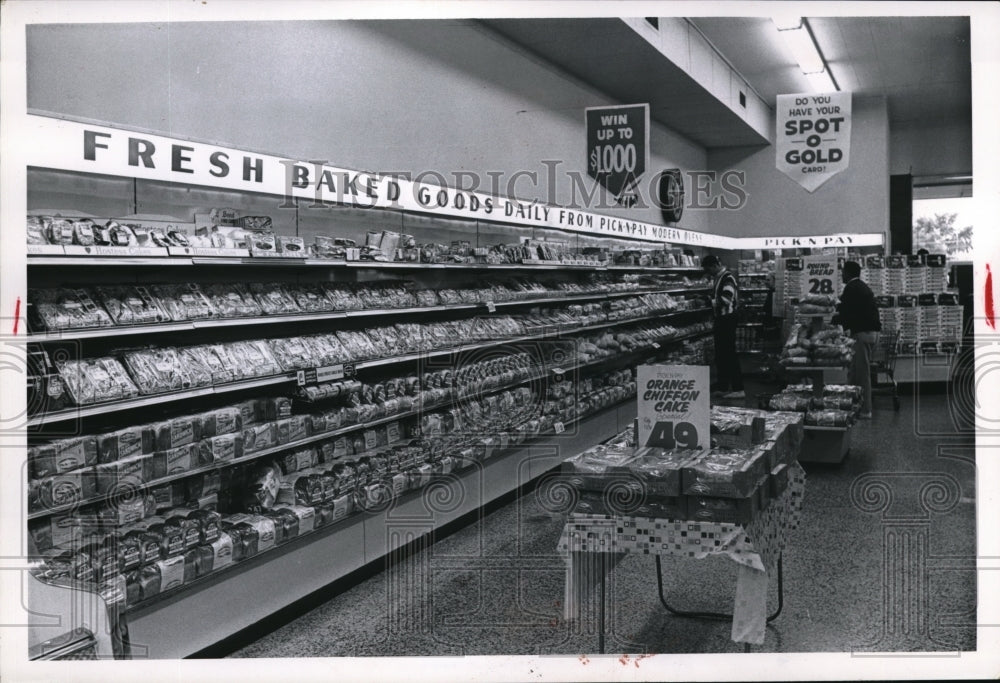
top-left (712, 314), bottom-right (744, 392)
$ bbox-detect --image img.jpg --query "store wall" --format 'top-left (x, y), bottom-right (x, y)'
top-left (706, 95), bottom-right (890, 240)
top-left (26, 20), bottom-right (711, 233)
top-left (890, 121), bottom-right (972, 177)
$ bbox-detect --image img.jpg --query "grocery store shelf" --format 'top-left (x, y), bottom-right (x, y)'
top-left (26, 377), bottom-right (291, 428)
top-left (27, 310), bottom-right (711, 426)
top-left (28, 255), bottom-right (703, 274)
top-left (26, 289), bottom-right (710, 343)
top-left (803, 424), bottom-right (851, 432)
top-left (27, 327), bottom-right (711, 518)
top-left (782, 365), bottom-right (848, 372)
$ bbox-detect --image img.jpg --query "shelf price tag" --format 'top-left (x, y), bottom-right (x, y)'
top-left (553, 421), bottom-right (566, 434)
top-left (486, 301), bottom-right (497, 313)
top-left (636, 364), bottom-right (709, 449)
top-left (363, 429), bottom-right (378, 451)
top-left (651, 342), bottom-right (661, 349)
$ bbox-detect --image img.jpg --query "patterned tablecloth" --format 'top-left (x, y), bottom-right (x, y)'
top-left (557, 463), bottom-right (806, 645)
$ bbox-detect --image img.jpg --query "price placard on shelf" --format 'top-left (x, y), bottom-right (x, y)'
top-left (636, 364), bottom-right (709, 449)
top-left (801, 255), bottom-right (839, 297)
top-left (63, 245), bottom-right (171, 258)
top-left (296, 363), bottom-right (349, 386)
top-left (553, 421), bottom-right (566, 434)
top-left (485, 301), bottom-right (497, 313)
top-left (27, 245), bottom-right (66, 256)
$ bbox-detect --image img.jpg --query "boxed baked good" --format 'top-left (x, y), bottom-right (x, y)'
top-left (276, 235), bottom-right (306, 256)
top-left (30, 288), bottom-right (113, 331)
top-left (608, 447), bottom-right (702, 498)
top-left (97, 427), bottom-right (153, 464)
top-left (57, 356), bottom-right (140, 404)
top-left (257, 397), bottom-right (292, 422)
top-left (149, 284), bottom-right (217, 321)
top-left (29, 436), bottom-right (98, 478)
top-left (121, 347), bottom-right (192, 395)
top-left (687, 494), bottom-right (756, 524)
top-left (681, 448), bottom-right (769, 499)
top-left (249, 283), bottom-right (301, 315)
top-left (710, 408), bottom-right (766, 449)
top-left (201, 283), bottom-right (263, 318)
top-left (94, 285), bottom-right (171, 326)
top-left (33, 469), bottom-right (98, 511)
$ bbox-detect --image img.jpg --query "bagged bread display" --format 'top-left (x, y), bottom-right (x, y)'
top-left (177, 345), bottom-right (234, 385)
top-left (57, 356), bottom-right (140, 404)
top-left (150, 284), bottom-right (217, 321)
top-left (201, 283), bottom-right (263, 318)
top-left (94, 285), bottom-right (171, 325)
top-left (222, 340), bottom-right (281, 378)
top-left (30, 288), bottom-right (113, 330)
top-left (249, 283), bottom-right (301, 315)
top-left (121, 347), bottom-right (192, 394)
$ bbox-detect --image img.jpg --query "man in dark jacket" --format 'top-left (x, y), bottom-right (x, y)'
top-left (832, 260), bottom-right (881, 417)
top-left (702, 254), bottom-right (744, 399)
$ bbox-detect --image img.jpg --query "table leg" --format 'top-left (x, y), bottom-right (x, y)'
top-left (655, 554), bottom-right (784, 622)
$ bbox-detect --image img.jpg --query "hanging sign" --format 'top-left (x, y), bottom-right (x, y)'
top-left (801, 254), bottom-right (840, 298)
top-left (636, 365), bottom-right (709, 449)
top-left (776, 92), bottom-right (852, 192)
top-left (585, 103), bottom-right (649, 207)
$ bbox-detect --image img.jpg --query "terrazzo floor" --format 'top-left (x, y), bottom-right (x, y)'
top-left (228, 389), bottom-right (976, 657)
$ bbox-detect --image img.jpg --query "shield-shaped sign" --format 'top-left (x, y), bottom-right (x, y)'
top-left (585, 103), bottom-right (649, 203)
top-left (776, 92), bottom-right (851, 192)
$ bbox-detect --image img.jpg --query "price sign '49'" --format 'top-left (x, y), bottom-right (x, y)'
top-left (645, 420), bottom-right (699, 449)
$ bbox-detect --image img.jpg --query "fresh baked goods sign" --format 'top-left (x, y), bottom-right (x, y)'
top-left (636, 364), bottom-right (709, 450)
top-left (776, 91), bottom-right (851, 192)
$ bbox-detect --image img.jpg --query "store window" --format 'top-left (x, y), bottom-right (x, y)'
top-left (912, 195), bottom-right (973, 260)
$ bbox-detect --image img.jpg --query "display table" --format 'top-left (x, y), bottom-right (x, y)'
top-left (557, 463), bottom-right (805, 650)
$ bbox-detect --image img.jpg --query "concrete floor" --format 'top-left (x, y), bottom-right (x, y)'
top-left (229, 389), bottom-right (976, 657)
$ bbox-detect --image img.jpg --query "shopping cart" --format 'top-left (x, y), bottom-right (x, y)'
top-left (871, 330), bottom-right (901, 411)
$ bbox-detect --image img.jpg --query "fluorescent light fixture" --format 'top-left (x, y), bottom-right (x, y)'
top-left (771, 16), bottom-right (840, 92)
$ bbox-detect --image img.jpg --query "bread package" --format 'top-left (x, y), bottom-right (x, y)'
top-left (150, 444), bottom-right (197, 478)
top-left (148, 416), bottom-right (200, 450)
top-left (29, 436), bottom-right (98, 478)
top-left (249, 283), bottom-right (301, 315)
top-left (57, 356), bottom-right (140, 404)
top-left (121, 347), bottom-right (192, 394)
top-left (149, 284), bottom-right (217, 321)
top-left (267, 337), bottom-right (315, 371)
top-left (242, 421), bottom-right (277, 455)
top-left (221, 340), bottom-right (281, 378)
top-left (288, 283), bottom-right (336, 312)
top-left (94, 285), bottom-right (171, 325)
top-left (177, 345), bottom-right (235, 385)
top-left (198, 433), bottom-right (243, 463)
top-left (196, 406), bottom-right (243, 437)
top-left (26, 215), bottom-right (49, 244)
top-left (30, 288), bottom-right (113, 330)
top-left (97, 427), bottom-right (153, 463)
top-left (201, 283), bottom-right (263, 318)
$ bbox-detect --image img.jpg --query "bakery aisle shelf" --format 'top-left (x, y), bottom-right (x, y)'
top-left (28, 328), bottom-right (712, 519)
top-left (124, 398), bottom-right (639, 659)
top-left (25, 288), bottom-right (711, 343)
top-left (27, 255), bottom-right (705, 274)
top-left (26, 311), bottom-right (711, 427)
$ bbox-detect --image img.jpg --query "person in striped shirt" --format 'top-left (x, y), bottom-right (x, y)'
top-left (701, 254), bottom-right (745, 399)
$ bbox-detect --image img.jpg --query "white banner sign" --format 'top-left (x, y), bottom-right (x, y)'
top-left (636, 364), bottom-right (710, 450)
top-left (776, 92), bottom-right (852, 192)
top-left (24, 114), bottom-right (729, 248)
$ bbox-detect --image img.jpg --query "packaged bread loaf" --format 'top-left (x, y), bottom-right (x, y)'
top-left (97, 426), bottom-right (153, 463)
top-left (222, 340), bottom-right (281, 378)
top-left (57, 356), bottom-right (140, 404)
top-left (201, 283), bottom-right (263, 318)
top-left (199, 433), bottom-right (243, 463)
top-left (30, 288), bottom-right (113, 330)
top-left (26, 215), bottom-right (49, 245)
top-left (177, 345), bottom-right (234, 385)
top-left (249, 283), bottom-right (301, 315)
top-left (94, 285), bottom-right (170, 325)
top-left (121, 347), bottom-right (192, 394)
